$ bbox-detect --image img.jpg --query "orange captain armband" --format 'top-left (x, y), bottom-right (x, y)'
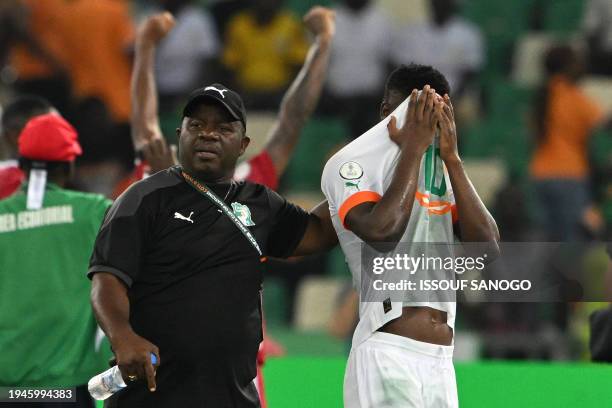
top-left (338, 191), bottom-right (382, 229)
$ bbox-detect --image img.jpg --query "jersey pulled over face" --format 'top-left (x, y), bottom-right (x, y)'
top-left (321, 95), bottom-right (458, 347)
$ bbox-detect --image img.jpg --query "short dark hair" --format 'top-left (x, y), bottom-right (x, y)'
top-left (19, 158), bottom-right (71, 170)
top-left (1, 95), bottom-right (52, 132)
top-left (18, 159), bottom-right (72, 182)
top-left (543, 44), bottom-right (576, 76)
top-left (384, 64), bottom-right (451, 100)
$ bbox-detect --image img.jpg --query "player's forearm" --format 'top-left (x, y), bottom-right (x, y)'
top-left (264, 35), bottom-right (332, 174)
top-left (280, 35), bottom-right (331, 126)
top-left (348, 147), bottom-right (423, 243)
top-left (131, 39), bottom-right (162, 151)
top-left (370, 147), bottom-right (423, 238)
top-left (292, 199), bottom-right (338, 255)
top-left (91, 273), bottom-right (135, 344)
top-left (445, 157), bottom-right (500, 244)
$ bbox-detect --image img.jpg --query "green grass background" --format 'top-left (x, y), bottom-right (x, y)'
top-left (95, 358), bottom-right (612, 407)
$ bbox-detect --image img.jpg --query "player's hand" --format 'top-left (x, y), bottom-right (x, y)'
top-left (303, 6), bottom-right (335, 40)
top-left (388, 85), bottom-right (443, 154)
top-left (142, 137), bottom-right (178, 173)
top-left (438, 94), bottom-right (460, 164)
top-left (112, 331), bottom-right (160, 392)
top-left (139, 12), bottom-right (175, 46)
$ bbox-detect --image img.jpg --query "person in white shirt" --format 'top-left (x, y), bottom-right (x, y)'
top-left (155, 0), bottom-right (220, 104)
top-left (582, 0), bottom-right (612, 74)
top-left (392, 0), bottom-right (483, 99)
top-left (321, 64), bottom-right (499, 407)
top-left (323, 0), bottom-right (396, 138)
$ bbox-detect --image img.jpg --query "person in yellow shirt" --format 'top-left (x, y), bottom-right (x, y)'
top-left (222, 0), bottom-right (309, 109)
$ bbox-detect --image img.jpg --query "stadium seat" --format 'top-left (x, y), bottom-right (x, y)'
top-left (293, 277), bottom-right (348, 331)
top-left (282, 117), bottom-right (349, 191)
top-left (462, 0), bottom-right (532, 37)
top-left (543, 0), bottom-right (585, 34)
top-left (487, 79), bottom-right (535, 120)
top-left (160, 108), bottom-right (181, 146)
top-left (466, 78), bottom-right (534, 178)
top-left (580, 76), bottom-right (612, 116)
top-left (379, 0), bottom-right (428, 24)
top-left (462, 117), bottom-right (531, 178)
top-left (286, 0), bottom-right (333, 16)
top-left (263, 277), bottom-right (290, 326)
top-left (512, 33), bottom-right (558, 87)
top-left (462, 159), bottom-right (507, 207)
top-left (283, 191), bottom-right (325, 210)
top-left (327, 247), bottom-right (352, 278)
top-left (243, 111), bottom-right (277, 161)
top-left (453, 332), bottom-right (481, 361)
top-left (462, 0), bottom-right (534, 76)
top-left (590, 128), bottom-right (612, 169)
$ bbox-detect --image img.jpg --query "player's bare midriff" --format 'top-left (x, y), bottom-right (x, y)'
top-left (378, 306), bottom-right (453, 345)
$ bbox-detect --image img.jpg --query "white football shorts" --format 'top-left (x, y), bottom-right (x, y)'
top-left (344, 332), bottom-right (458, 408)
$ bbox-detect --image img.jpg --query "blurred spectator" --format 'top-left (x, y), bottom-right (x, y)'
top-left (582, 0), bottom-right (612, 75)
top-left (128, 8), bottom-right (334, 191)
top-left (59, 0), bottom-right (133, 125)
top-left (58, 0), bottom-right (135, 173)
top-left (321, 0), bottom-right (395, 138)
top-left (0, 95), bottom-right (53, 199)
top-left (210, 0), bottom-right (248, 41)
top-left (491, 179), bottom-right (532, 241)
top-left (0, 114), bottom-right (111, 407)
top-left (155, 0), bottom-right (220, 111)
top-left (392, 0), bottom-right (484, 99)
top-left (222, 0), bottom-right (309, 109)
top-left (0, 1), bottom-right (17, 66)
top-left (3, 0), bottom-right (71, 114)
top-left (530, 45), bottom-right (606, 241)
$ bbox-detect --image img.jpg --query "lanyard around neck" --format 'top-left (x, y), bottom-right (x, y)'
top-left (175, 167), bottom-right (263, 257)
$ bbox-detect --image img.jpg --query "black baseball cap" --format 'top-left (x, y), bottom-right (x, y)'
top-left (182, 83), bottom-right (247, 129)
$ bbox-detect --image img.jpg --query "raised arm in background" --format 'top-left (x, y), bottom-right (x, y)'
top-left (262, 6), bottom-right (335, 176)
top-left (131, 7), bottom-right (335, 176)
top-left (131, 12), bottom-right (175, 152)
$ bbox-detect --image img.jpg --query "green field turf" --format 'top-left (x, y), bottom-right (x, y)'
top-left (263, 358), bottom-right (612, 407)
top-left (95, 358), bottom-right (612, 407)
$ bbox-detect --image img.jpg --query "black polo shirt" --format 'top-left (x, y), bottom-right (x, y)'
top-left (88, 167), bottom-right (309, 407)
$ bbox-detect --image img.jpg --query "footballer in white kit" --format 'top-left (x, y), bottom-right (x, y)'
top-left (321, 65), bottom-right (499, 407)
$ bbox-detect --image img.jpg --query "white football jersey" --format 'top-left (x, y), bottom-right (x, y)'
top-left (321, 96), bottom-right (458, 347)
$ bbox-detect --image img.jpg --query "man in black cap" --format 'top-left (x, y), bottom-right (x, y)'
top-left (88, 83), bottom-right (338, 407)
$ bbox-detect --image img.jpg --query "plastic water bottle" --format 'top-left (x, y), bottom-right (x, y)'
top-left (88, 353), bottom-right (158, 400)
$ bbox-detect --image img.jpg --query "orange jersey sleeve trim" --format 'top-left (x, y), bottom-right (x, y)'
top-left (339, 191), bottom-right (382, 229)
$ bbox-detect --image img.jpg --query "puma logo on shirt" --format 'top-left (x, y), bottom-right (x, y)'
top-left (174, 211), bottom-right (194, 223)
